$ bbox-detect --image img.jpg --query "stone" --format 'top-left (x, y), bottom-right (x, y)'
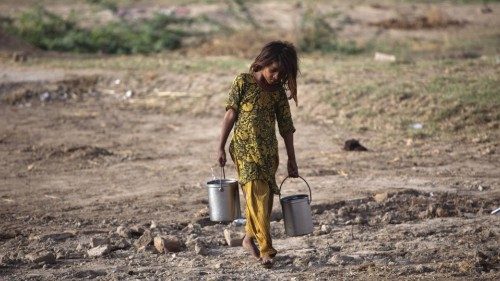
top-left (55, 251), bottom-right (66, 260)
top-left (150, 220), bottom-right (158, 229)
top-left (26, 251), bottom-right (56, 264)
top-left (417, 211), bottom-right (428, 219)
top-left (90, 237), bottom-right (110, 248)
top-left (195, 207), bottom-right (209, 218)
top-left (313, 229), bottom-right (323, 236)
top-left (0, 254), bottom-right (15, 265)
top-left (329, 254), bottom-right (361, 266)
top-left (29, 231), bottom-right (76, 242)
top-left (0, 230), bottom-right (17, 240)
top-left (87, 245), bottom-right (111, 257)
top-left (134, 230), bottom-right (153, 250)
top-left (130, 225), bottom-right (145, 237)
top-left (293, 255), bottom-right (312, 267)
top-left (354, 215), bottom-right (367, 225)
top-left (154, 235), bottom-right (183, 253)
top-left (329, 245), bottom-right (341, 252)
top-left (320, 224), bottom-right (332, 234)
top-left (373, 192), bottom-right (389, 203)
top-left (73, 270), bottom-right (107, 279)
top-left (76, 243), bottom-right (85, 251)
top-left (381, 212), bottom-right (394, 224)
top-left (116, 225), bottom-right (131, 238)
top-left (185, 223), bottom-right (202, 235)
top-left (223, 229), bottom-right (243, 247)
top-left (185, 235), bottom-right (198, 249)
top-left (337, 207), bottom-right (348, 217)
top-left (114, 238), bottom-right (131, 250)
top-left (435, 207), bottom-right (448, 217)
top-left (374, 52), bottom-right (396, 62)
top-left (427, 204), bottom-right (437, 217)
top-left (195, 241), bottom-right (208, 256)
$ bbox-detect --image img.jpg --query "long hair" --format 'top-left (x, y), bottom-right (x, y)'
top-left (250, 41), bottom-right (300, 106)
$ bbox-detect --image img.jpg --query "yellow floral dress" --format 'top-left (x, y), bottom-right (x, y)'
top-left (226, 73), bottom-right (295, 195)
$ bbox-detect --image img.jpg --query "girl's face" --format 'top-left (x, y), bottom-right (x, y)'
top-left (261, 62), bottom-right (281, 85)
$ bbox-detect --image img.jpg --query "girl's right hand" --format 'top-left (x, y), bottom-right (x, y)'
top-left (218, 149), bottom-right (226, 167)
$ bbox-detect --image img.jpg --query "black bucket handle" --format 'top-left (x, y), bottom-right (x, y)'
top-left (279, 176), bottom-right (312, 204)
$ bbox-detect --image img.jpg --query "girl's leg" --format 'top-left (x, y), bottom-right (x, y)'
top-left (242, 180), bottom-right (277, 260)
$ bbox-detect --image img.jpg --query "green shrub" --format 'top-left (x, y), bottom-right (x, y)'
top-left (86, 0), bottom-right (118, 12)
top-left (5, 7), bottom-right (187, 54)
top-left (298, 10), bottom-right (362, 54)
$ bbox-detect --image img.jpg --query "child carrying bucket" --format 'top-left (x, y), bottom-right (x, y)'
top-left (217, 41), bottom-right (300, 268)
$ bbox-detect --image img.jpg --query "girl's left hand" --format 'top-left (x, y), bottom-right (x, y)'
top-left (287, 158), bottom-right (299, 178)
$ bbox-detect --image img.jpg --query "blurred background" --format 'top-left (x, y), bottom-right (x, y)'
top-left (1, 0), bottom-right (499, 136)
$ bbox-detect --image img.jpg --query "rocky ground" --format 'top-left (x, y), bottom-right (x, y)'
top-left (0, 63), bottom-right (498, 280)
top-left (1, 1), bottom-right (499, 280)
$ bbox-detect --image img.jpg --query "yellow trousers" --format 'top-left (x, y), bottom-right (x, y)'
top-left (242, 180), bottom-right (277, 259)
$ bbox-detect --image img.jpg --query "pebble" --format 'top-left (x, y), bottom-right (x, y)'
top-left (185, 223), bottom-right (202, 235)
top-left (73, 270), bottom-right (107, 279)
top-left (87, 245), bottom-right (111, 258)
top-left (130, 224), bottom-right (146, 237)
top-left (195, 241), bottom-right (208, 256)
top-left (56, 251), bottom-right (66, 260)
top-left (382, 212), bottom-right (394, 224)
top-left (114, 238), bottom-right (131, 250)
top-left (26, 251), bottom-right (56, 264)
top-left (91, 237), bottom-right (110, 248)
top-left (354, 215), bottom-right (367, 225)
top-left (76, 243), bottom-right (85, 251)
top-left (134, 230), bottom-right (153, 250)
top-left (329, 254), bottom-right (361, 266)
top-left (29, 231), bottom-right (76, 242)
top-left (329, 245), bottom-right (341, 252)
top-left (223, 229), bottom-right (243, 247)
top-left (337, 207), bottom-right (348, 217)
top-left (320, 224), bottom-right (332, 233)
top-left (154, 235), bottom-right (183, 253)
top-left (150, 220), bottom-right (158, 229)
top-left (373, 192), bottom-right (389, 203)
top-left (116, 225), bottom-right (132, 238)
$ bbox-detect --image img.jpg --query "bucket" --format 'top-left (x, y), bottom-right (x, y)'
top-left (206, 167), bottom-right (241, 222)
top-left (279, 176), bottom-right (313, 236)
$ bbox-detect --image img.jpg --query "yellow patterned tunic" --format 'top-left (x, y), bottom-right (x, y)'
top-left (226, 73), bottom-right (295, 195)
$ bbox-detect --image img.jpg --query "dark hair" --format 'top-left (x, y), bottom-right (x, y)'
top-left (250, 41), bottom-right (300, 106)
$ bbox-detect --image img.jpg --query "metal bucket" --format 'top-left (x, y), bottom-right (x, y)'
top-left (279, 176), bottom-right (313, 236)
top-left (206, 168), bottom-right (241, 222)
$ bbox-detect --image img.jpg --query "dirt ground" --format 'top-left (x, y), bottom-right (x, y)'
top-left (1, 1), bottom-right (499, 280)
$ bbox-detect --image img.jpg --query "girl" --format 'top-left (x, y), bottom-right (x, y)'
top-left (217, 41), bottom-right (300, 268)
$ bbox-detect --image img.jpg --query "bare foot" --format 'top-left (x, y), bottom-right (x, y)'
top-left (242, 235), bottom-right (260, 259)
top-left (261, 256), bottom-right (273, 269)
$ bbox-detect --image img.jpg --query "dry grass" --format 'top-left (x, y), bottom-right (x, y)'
top-left (369, 6), bottom-right (464, 29)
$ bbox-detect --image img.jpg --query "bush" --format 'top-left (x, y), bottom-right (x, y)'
top-left (5, 7), bottom-right (187, 54)
top-left (298, 10), bottom-right (362, 54)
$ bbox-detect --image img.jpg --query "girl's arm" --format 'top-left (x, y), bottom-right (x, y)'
top-left (283, 131), bottom-right (299, 177)
top-left (218, 108), bottom-right (237, 167)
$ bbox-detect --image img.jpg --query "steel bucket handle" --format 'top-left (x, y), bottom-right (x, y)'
top-left (218, 167), bottom-right (226, 191)
top-left (278, 176), bottom-right (312, 204)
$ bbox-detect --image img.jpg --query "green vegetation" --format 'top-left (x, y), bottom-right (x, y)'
top-left (2, 6), bottom-right (191, 54)
top-left (427, 74), bottom-right (499, 130)
top-left (311, 57), bottom-right (499, 137)
top-left (298, 9), bottom-right (362, 54)
top-left (86, 0), bottom-right (118, 12)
